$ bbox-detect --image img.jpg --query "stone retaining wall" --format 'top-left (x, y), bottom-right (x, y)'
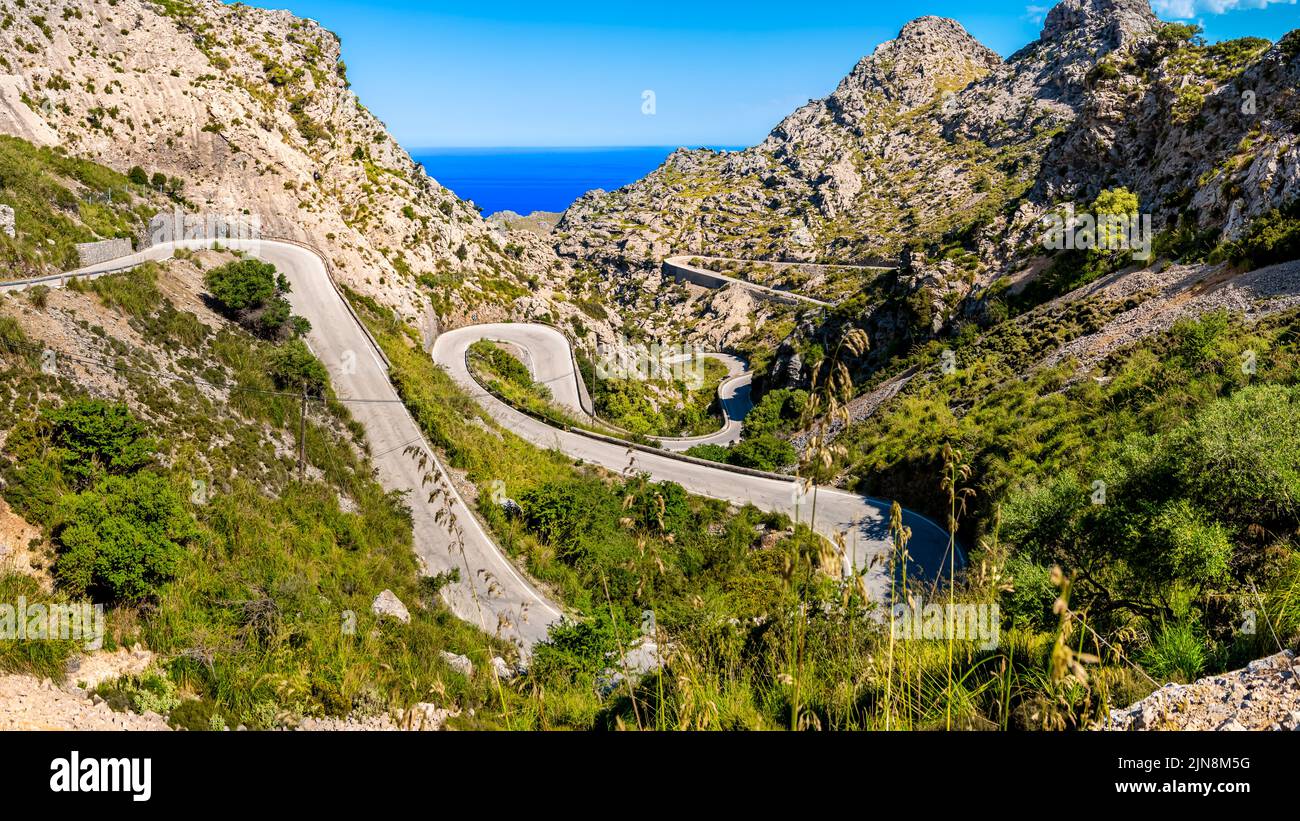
top-left (75, 238), bottom-right (135, 268)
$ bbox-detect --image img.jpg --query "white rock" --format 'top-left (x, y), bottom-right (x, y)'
top-left (441, 651), bottom-right (473, 678)
top-left (490, 657), bottom-right (514, 681)
top-left (371, 590), bottom-right (410, 624)
top-left (401, 702), bottom-right (453, 730)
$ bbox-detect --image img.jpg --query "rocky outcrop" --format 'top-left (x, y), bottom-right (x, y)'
top-left (949, 0), bottom-right (1158, 144)
top-left (556, 14), bottom-right (1006, 270)
top-left (371, 590), bottom-right (411, 624)
top-left (0, 675), bottom-right (171, 731)
top-left (439, 652), bottom-right (475, 675)
top-left (296, 702), bottom-right (458, 731)
top-left (1106, 650), bottom-right (1300, 731)
top-left (440, 651), bottom-right (474, 678)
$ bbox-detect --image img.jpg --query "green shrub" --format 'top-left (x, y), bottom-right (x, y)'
top-left (517, 480), bottom-right (621, 566)
top-left (35, 399), bottom-right (156, 489)
top-left (94, 669), bottom-right (181, 715)
top-left (683, 443), bottom-right (731, 464)
top-left (166, 697), bottom-right (223, 731)
top-left (204, 259), bottom-right (306, 339)
top-left (591, 356), bottom-right (728, 438)
top-left (0, 315), bottom-right (29, 357)
top-left (1157, 22), bottom-right (1204, 46)
top-left (728, 434), bottom-right (796, 471)
top-left (1086, 61), bottom-right (1120, 86)
top-left (1150, 499), bottom-right (1233, 586)
top-left (267, 338), bottom-right (330, 396)
top-left (742, 388), bottom-right (809, 439)
top-left (53, 472), bottom-right (199, 603)
top-left (1167, 384), bottom-right (1300, 524)
top-left (204, 258), bottom-right (278, 311)
top-left (1001, 556), bottom-right (1057, 629)
top-left (528, 615), bottom-right (624, 687)
top-left (468, 340), bottom-right (532, 390)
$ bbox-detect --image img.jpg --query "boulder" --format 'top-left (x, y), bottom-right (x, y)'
top-left (370, 590), bottom-right (410, 624)
top-left (490, 657), bottom-right (514, 681)
top-left (440, 651), bottom-right (473, 678)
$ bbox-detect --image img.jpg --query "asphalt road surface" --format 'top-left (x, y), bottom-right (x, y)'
top-left (434, 324), bottom-right (959, 602)
top-left (18, 240), bottom-right (563, 649)
top-left (18, 238), bottom-right (960, 650)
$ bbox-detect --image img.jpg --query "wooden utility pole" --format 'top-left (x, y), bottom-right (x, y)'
top-left (298, 384), bottom-right (308, 482)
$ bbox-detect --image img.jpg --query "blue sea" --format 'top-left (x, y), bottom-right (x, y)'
top-left (411, 146), bottom-right (742, 217)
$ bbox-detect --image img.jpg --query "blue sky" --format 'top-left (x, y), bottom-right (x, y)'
top-left (251, 0), bottom-right (1299, 147)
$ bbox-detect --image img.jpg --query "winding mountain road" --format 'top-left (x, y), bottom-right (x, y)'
top-left (8, 239), bottom-right (562, 648)
top-left (487, 327), bottom-right (752, 451)
top-left (433, 325), bottom-right (959, 602)
top-left (13, 237), bottom-right (959, 651)
top-left (652, 353), bottom-right (751, 452)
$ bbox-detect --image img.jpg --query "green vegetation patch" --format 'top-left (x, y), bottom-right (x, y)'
top-left (0, 135), bottom-right (159, 278)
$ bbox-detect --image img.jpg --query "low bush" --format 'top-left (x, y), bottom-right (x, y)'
top-left (53, 471), bottom-right (199, 603)
top-left (203, 259), bottom-right (308, 339)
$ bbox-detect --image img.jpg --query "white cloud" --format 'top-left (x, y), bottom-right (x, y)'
top-left (1024, 4), bottom-right (1051, 24)
top-left (1152, 0), bottom-right (1296, 19)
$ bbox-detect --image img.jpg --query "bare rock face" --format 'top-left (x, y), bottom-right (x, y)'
top-left (828, 16), bottom-right (1003, 114)
top-left (1040, 0), bottom-right (1158, 51)
top-left (1106, 650), bottom-right (1300, 731)
top-left (0, 0), bottom-right (577, 332)
top-left (945, 0), bottom-right (1157, 143)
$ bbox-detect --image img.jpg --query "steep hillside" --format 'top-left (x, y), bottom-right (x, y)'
top-left (0, 133), bottom-right (168, 277)
top-left (0, 247), bottom-right (521, 728)
top-left (0, 0), bottom-right (612, 339)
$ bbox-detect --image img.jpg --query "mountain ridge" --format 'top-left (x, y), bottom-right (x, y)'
top-left (554, 0), bottom-right (1297, 350)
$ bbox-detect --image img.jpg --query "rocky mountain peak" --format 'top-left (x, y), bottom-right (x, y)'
top-left (838, 16), bottom-right (1002, 111)
top-left (1039, 0), bottom-right (1159, 53)
top-left (940, 0), bottom-right (1161, 145)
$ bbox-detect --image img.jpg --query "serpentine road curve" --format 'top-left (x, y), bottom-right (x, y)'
top-left (15, 238), bottom-right (959, 651)
top-left (433, 325), bottom-right (959, 602)
top-left (481, 328), bottom-right (752, 451)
